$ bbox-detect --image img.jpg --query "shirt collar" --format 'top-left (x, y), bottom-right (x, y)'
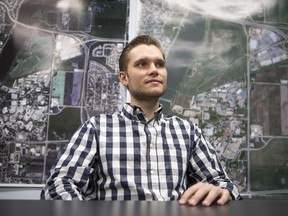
top-left (122, 103), bottom-right (163, 124)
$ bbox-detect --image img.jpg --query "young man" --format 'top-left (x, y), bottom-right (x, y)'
top-left (41, 35), bottom-right (242, 205)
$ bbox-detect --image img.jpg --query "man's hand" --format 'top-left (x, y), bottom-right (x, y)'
top-left (179, 182), bottom-right (232, 206)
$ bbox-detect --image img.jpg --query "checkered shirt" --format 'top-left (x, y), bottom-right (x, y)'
top-left (41, 103), bottom-right (241, 200)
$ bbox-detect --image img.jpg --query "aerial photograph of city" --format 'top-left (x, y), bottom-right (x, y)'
top-left (0, 0), bottom-right (288, 199)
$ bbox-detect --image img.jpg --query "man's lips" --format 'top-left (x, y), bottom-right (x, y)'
top-left (146, 79), bottom-right (162, 84)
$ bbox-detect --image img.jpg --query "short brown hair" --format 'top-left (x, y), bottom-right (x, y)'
top-left (119, 35), bottom-right (165, 72)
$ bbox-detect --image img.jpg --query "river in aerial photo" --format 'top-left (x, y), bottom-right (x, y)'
top-left (161, 12), bottom-right (205, 105)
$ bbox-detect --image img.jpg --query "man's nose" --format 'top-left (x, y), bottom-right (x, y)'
top-left (148, 63), bottom-right (158, 75)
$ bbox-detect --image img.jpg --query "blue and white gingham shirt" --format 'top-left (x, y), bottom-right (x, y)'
top-left (41, 103), bottom-right (241, 200)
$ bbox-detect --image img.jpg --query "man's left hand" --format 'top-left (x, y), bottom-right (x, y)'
top-left (179, 182), bottom-right (232, 206)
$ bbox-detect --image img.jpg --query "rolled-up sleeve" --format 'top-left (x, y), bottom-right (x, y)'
top-left (41, 118), bottom-right (98, 200)
top-left (188, 123), bottom-right (242, 200)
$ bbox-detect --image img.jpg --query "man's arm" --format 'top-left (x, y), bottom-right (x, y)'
top-left (41, 118), bottom-right (98, 200)
top-left (180, 123), bottom-right (242, 206)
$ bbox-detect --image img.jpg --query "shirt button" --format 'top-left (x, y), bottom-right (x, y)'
top-left (150, 169), bottom-right (155, 174)
top-left (150, 143), bottom-right (154, 148)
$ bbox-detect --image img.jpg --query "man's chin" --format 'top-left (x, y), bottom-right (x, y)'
top-left (146, 89), bottom-right (165, 97)
top-left (132, 91), bottom-right (165, 101)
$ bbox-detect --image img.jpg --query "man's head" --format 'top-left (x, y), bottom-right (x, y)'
top-left (118, 35), bottom-right (167, 104)
top-left (119, 35), bottom-right (166, 72)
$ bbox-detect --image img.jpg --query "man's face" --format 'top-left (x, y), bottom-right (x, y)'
top-left (119, 44), bottom-right (167, 103)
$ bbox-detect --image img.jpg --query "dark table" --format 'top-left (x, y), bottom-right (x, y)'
top-left (1, 199), bottom-right (288, 216)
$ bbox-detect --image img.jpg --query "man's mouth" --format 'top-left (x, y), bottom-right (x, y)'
top-left (146, 79), bottom-right (162, 84)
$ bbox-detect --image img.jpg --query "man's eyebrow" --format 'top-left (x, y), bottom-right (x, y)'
top-left (134, 58), bottom-right (148, 62)
top-left (134, 57), bottom-right (165, 63)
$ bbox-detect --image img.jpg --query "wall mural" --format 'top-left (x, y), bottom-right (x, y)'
top-left (0, 0), bottom-right (288, 198)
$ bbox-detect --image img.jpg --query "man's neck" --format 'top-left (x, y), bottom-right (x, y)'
top-left (130, 99), bottom-right (160, 120)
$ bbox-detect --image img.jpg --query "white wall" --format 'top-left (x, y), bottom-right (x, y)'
top-left (0, 187), bottom-right (42, 200)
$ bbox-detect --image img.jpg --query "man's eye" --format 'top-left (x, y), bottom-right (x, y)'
top-left (156, 61), bottom-right (165, 68)
top-left (137, 62), bottom-right (147, 67)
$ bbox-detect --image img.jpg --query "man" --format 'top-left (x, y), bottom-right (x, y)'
top-left (41, 35), bottom-right (242, 205)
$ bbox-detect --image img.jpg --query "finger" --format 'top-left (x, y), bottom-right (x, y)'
top-left (186, 183), bottom-right (211, 206)
top-left (216, 189), bottom-right (232, 206)
top-left (190, 184), bottom-right (216, 206)
top-left (178, 185), bottom-right (197, 205)
top-left (201, 187), bottom-right (223, 206)
top-left (203, 188), bottom-right (231, 206)
top-left (179, 183), bottom-right (204, 205)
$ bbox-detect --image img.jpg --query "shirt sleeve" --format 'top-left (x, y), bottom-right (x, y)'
top-left (188, 123), bottom-right (242, 200)
top-left (40, 117), bottom-right (98, 200)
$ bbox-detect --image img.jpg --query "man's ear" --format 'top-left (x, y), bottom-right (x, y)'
top-left (119, 71), bottom-right (128, 87)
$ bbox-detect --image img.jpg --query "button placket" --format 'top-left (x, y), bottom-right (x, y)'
top-left (148, 124), bottom-right (158, 184)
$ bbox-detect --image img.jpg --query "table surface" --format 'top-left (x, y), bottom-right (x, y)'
top-left (1, 199), bottom-right (288, 216)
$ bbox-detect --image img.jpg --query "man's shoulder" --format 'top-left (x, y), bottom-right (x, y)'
top-left (163, 115), bottom-right (195, 126)
top-left (89, 111), bottom-right (123, 121)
